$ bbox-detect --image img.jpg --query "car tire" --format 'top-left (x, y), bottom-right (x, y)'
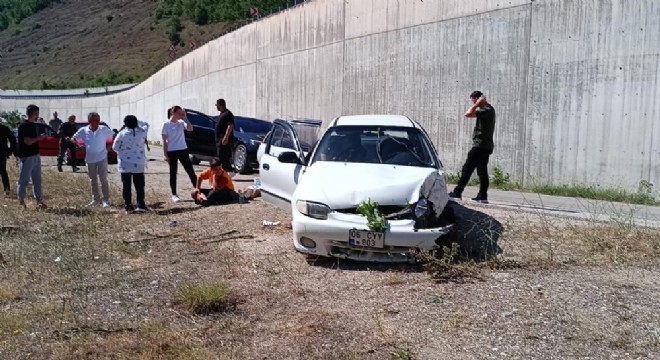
top-left (233, 143), bottom-right (249, 174)
top-left (189, 154), bottom-right (201, 165)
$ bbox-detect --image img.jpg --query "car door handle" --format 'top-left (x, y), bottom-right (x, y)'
top-left (263, 163), bottom-right (270, 171)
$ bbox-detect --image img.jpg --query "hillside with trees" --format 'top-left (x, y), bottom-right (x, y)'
top-left (0, 0), bottom-right (296, 90)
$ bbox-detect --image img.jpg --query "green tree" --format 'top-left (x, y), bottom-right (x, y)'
top-left (0, 110), bottom-right (24, 128)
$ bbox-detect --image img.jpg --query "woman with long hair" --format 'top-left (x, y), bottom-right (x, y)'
top-left (113, 115), bottom-right (150, 212)
top-left (161, 105), bottom-right (197, 203)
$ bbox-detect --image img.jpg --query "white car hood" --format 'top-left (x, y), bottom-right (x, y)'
top-left (294, 161), bottom-right (440, 209)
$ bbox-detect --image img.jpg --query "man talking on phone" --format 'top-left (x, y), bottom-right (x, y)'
top-left (449, 91), bottom-right (496, 204)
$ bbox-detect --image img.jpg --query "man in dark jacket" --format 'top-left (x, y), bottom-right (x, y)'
top-left (57, 115), bottom-right (79, 172)
top-left (449, 91), bottom-right (496, 203)
top-left (0, 120), bottom-right (17, 194)
top-left (214, 98), bottom-right (235, 173)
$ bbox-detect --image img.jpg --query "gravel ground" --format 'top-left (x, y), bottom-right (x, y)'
top-left (0, 157), bottom-right (658, 359)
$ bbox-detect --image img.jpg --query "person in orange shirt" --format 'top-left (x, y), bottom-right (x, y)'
top-left (191, 160), bottom-right (246, 207)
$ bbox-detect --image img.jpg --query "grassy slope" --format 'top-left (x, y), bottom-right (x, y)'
top-left (0, 0), bottom-right (232, 89)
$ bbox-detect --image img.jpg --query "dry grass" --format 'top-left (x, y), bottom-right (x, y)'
top-left (176, 282), bottom-right (237, 315)
top-left (1, 158), bottom-right (659, 359)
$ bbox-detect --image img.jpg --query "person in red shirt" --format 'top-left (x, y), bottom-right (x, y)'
top-left (192, 160), bottom-right (246, 207)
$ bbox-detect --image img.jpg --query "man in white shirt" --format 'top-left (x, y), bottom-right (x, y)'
top-left (73, 112), bottom-right (115, 208)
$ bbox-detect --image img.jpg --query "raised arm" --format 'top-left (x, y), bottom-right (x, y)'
top-left (182, 110), bottom-right (193, 132)
top-left (464, 96), bottom-right (487, 118)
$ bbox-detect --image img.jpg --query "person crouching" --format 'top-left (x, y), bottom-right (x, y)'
top-left (112, 115), bottom-right (150, 213)
top-left (192, 160), bottom-right (245, 207)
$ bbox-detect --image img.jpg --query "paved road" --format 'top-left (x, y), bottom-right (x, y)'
top-left (452, 186), bottom-right (660, 228)
top-left (146, 146), bottom-right (660, 228)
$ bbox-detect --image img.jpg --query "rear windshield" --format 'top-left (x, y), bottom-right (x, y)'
top-left (235, 118), bottom-right (272, 134)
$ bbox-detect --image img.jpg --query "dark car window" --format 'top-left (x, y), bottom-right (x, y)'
top-left (288, 121), bottom-right (321, 152)
top-left (36, 124), bottom-right (56, 136)
top-left (269, 126), bottom-right (285, 153)
top-left (234, 117), bottom-right (272, 134)
top-left (188, 112), bottom-right (214, 129)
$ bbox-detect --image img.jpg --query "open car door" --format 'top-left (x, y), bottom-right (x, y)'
top-left (259, 120), bottom-right (308, 211)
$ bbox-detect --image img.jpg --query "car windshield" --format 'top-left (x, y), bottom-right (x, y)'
top-left (235, 118), bottom-right (272, 134)
top-left (311, 125), bottom-right (438, 168)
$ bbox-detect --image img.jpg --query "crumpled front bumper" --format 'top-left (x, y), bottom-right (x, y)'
top-left (292, 211), bottom-right (453, 263)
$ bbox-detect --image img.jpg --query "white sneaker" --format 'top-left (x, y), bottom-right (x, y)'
top-left (171, 195), bottom-right (180, 203)
top-left (85, 201), bottom-right (98, 208)
top-left (102, 200), bottom-right (111, 209)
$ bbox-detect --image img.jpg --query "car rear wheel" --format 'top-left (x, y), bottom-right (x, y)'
top-left (233, 143), bottom-right (249, 174)
top-left (189, 154), bottom-right (201, 165)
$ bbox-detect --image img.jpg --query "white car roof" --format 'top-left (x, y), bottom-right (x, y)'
top-left (333, 115), bottom-right (419, 128)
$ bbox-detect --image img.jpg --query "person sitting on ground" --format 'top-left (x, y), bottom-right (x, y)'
top-left (191, 160), bottom-right (247, 207)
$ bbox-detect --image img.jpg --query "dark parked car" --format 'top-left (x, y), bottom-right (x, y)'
top-left (183, 109), bottom-right (273, 173)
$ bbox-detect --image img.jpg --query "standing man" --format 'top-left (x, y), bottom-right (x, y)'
top-left (73, 112), bottom-right (114, 208)
top-left (17, 104), bottom-right (47, 208)
top-left (49, 111), bottom-right (63, 133)
top-left (214, 98), bottom-right (235, 173)
top-left (448, 91), bottom-right (496, 204)
top-left (57, 115), bottom-right (79, 172)
top-left (0, 119), bottom-right (17, 195)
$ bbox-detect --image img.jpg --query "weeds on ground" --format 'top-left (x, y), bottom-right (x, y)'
top-left (415, 244), bottom-right (482, 283)
top-left (177, 282), bottom-right (237, 315)
top-left (531, 181), bottom-right (659, 206)
top-left (447, 165), bottom-right (658, 205)
top-left (444, 171), bottom-right (479, 187)
top-left (445, 167), bottom-right (520, 191)
top-left (500, 209), bottom-right (660, 267)
top-left (391, 348), bottom-right (415, 360)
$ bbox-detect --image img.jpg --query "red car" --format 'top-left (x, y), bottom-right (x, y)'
top-left (34, 122), bottom-right (118, 165)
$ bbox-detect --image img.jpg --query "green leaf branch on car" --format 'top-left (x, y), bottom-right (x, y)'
top-left (356, 199), bottom-right (388, 233)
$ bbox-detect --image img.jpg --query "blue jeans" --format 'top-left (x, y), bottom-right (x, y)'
top-left (18, 155), bottom-right (42, 202)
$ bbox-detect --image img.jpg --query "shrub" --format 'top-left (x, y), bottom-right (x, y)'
top-left (177, 282), bottom-right (237, 315)
top-left (0, 110), bottom-right (23, 128)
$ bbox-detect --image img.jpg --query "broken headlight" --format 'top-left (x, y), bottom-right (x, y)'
top-left (413, 198), bottom-right (430, 229)
top-left (296, 200), bottom-right (332, 220)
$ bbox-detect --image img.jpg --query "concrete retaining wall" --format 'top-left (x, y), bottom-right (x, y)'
top-left (1, 0), bottom-right (658, 191)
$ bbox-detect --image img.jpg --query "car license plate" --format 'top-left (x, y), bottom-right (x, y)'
top-left (348, 229), bottom-right (385, 248)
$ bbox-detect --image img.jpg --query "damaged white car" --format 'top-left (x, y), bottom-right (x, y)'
top-left (259, 115), bottom-right (455, 262)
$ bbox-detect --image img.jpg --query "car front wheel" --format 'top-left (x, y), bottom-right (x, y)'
top-left (233, 143), bottom-right (249, 174)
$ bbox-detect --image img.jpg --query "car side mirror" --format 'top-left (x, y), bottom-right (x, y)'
top-left (278, 151), bottom-right (303, 165)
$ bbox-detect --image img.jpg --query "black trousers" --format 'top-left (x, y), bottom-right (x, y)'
top-left (121, 173), bottom-right (145, 207)
top-left (197, 188), bottom-right (239, 207)
top-left (216, 144), bottom-right (234, 172)
top-left (453, 147), bottom-right (492, 197)
top-left (167, 149), bottom-right (197, 195)
top-left (57, 140), bottom-right (77, 167)
top-left (0, 155), bottom-right (9, 191)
